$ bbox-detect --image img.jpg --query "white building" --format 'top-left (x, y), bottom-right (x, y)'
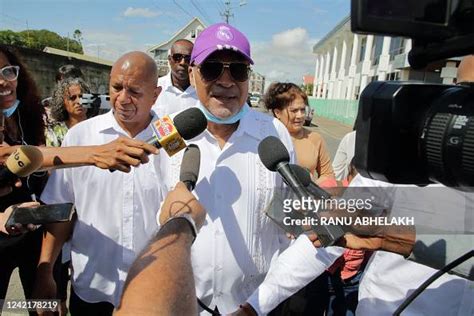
top-left (312, 16), bottom-right (461, 100)
top-left (147, 17), bottom-right (206, 77)
top-left (249, 71), bottom-right (265, 95)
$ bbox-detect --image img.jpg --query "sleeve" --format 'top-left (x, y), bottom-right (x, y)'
top-left (315, 136), bottom-right (335, 181)
top-left (247, 235), bottom-right (344, 315)
top-left (39, 133), bottom-right (75, 205)
top-left (332, 133), bottom-right (350, 180)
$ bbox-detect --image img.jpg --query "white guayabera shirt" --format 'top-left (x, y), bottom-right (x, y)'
top-left (41, 110), bottom-right (165, 306)
top-left (152, 72), bottom-right (198, 117)
top-left (160, 108), bottom-right (299, 314)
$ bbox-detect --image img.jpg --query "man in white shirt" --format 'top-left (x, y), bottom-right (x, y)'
top-left (34, 51), bottom-right (164, 315)
top-left (158, 23), bottom-right (346, 315)
top-left (152, 39), bottom-right (198, 116)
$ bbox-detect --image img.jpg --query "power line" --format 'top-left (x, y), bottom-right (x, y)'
top-left (172, 0), bottom-right (194, 20)
top-left (190, 0), bottom-right (214, 24)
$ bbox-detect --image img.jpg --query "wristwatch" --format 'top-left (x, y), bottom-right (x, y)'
top-left (165, 213), bottom-right (198, 242)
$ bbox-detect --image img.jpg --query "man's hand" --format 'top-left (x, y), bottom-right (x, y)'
top-left (32, 263), bottom-right (58, 316)
top-left (306, 210), bottom-right (415, 257)
top-left (91, 136), bottom-right (159, 172)
top-left (159, 182), bottom-right (206, 231)
top-left (0, 201), bottom-right (40, 235)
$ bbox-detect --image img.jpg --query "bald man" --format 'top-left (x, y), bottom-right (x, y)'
top-left (33, 52), bottom-right (165, 316)
top-left (457, 54), bottom-right (474, 84)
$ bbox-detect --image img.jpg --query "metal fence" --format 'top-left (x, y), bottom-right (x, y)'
top-left (308, 98), bottom-right (359, 126)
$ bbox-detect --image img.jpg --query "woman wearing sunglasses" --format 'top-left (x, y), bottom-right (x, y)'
top-left (46, 77), bottom-right (90, 147)
top-left (0, 45), bottom-right (48, 307)
top-left (264, 82), bottom-right (335, 184)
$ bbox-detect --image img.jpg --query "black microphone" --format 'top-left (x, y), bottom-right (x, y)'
top-left (179, 144), bottom-right (201, 191)
top-left (288, 164), bottom-right (332, 199)
top-left (146, 108), bottom-right (207, 156)
top-left (258, 136), bottom-right (345, 247)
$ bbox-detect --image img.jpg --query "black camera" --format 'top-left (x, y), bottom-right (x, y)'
top-left (351, 0), bottom-right (474, 190)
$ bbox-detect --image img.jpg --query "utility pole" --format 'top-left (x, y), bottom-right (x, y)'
top-left (220, 0), bottom-right (247, 24)
top-left (221, 0), bottom-right (233, 24)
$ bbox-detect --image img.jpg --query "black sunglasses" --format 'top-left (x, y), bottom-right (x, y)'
top-left (171, 53), bottom-right (191, 63)
top-left (198, 61), bottom-right (250, 82)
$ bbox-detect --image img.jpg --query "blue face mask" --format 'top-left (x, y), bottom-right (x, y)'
top-left (3, 99), bottom-right (20, 118)
top-left (197, 102), bottom-right (250, 125)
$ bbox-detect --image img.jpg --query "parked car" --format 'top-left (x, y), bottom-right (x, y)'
top-left (304, 105), bottom-right (314, 126)
top-left (249, 95), bottom-right (261, 107)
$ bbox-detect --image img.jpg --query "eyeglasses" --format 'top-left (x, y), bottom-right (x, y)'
top-left (171, 53), bottom-right (191, 63)
top-left (68, 94), bottom-right (82, 102)
top-left (0, 65), bottom-right (20, 81)
top-left (198, 61), bottom-right (250, 82)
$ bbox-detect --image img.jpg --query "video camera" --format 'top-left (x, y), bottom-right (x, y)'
top-left (80, 93), bottom-right (112, 116)
top-left (351, 0), bottom-right (474, 190)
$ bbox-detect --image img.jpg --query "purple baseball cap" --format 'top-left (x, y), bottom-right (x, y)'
top-left (191, 23), bottom-right (254, 65)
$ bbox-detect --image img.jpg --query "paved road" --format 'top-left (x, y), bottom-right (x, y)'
top-left (3, 109), bottom-right (351, 315)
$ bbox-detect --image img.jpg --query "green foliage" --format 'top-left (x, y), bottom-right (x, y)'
top-left (0, 29), bottom-right (83, 54)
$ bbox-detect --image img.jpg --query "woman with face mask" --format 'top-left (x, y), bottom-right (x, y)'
top-left (0, 44), bottom-right (47, 310)
top-left (264, 82), bottom-right (335, 184)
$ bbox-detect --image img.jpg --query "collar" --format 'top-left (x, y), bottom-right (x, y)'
top-left (98, 109), bottom-right (158, 140)
top-left (162, 72), bottom-right (195, 95)
top-left (231, 105), bottom-right (265, 141)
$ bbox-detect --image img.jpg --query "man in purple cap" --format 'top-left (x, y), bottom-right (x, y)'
top-left (158, 23), bottom-right (343, 315)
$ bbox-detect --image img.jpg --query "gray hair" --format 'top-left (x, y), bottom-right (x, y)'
top-left (50, 77), bottom-right (90, 122)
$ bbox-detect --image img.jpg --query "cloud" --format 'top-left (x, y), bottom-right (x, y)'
top-left (122, 7), bottom-right (161, 18)
top-left (251, 27), bottom-right (319, 87)
top-left (272, 27), bottom-right (309, 49)
top-left (83, 31), bottom-right (147, 62)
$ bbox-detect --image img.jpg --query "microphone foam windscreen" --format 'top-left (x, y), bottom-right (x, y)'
top-left (258, 136), bottom-right (290, 172)
top-left (180, 144), bottom-right (201, 185)
top-left (288, 164), bottom-right (311, 187)
top-left (6, 145), bottom-right (44, 177)
top-left (173, 108), bottom-right (207, 140)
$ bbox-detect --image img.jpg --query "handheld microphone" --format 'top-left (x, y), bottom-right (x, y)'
top-left (288, 164), bottom-right (332, 199)
top-left (179, 144), bottom-right (201, 191)
top-left (258, 136), bottom-right (344, 247)
top-left (0, 145), bottom-right (43, 186)
top-left (146, 108), bottom-right (207, 156)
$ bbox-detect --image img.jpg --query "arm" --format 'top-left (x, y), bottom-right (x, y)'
top-left (315, 138), bottom-right (335, 184)
top-left (239, 236), bottom-right (344, 315)
top-left (32, 221), bottom-right (74, 314)
top-left (331, 133), bottom-right (350, 181)
top-left (39, 136), bottom-right (159, 172)
top-left (0, 136), bottom-right (159, 173)
top-left (116, 182), bottom-right (206, 315)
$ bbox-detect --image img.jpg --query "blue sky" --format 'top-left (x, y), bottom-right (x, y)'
top-left (0, 0), bottom-right (349, 83)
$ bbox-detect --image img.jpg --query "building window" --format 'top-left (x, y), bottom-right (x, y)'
top-left (372, 36), bottom-right (384, 65)
top-left (359, 37), bottom-right (367, 62)
top-left (191, 30), bottom-right (196, 38)
top-left (389, 37), bottom-right (404, 61)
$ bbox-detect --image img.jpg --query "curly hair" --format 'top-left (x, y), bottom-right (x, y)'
top-left (0, 44), bottom-right (45, 145)
top-left (264, 82), bottom-right (308, 116)
top-left (50, 77), bottom-right (90, 122)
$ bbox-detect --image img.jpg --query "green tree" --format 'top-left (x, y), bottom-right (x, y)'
top-left (0, 29), bottom-right (83, 53)
top-left (73, 29), bottom-right (83, 44)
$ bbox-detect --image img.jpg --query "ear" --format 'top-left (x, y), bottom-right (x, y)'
top-left (152, 86), bottom-right (162, 104)
top-left (189, 67), bottom-right (196, 88)
top-left (273, 108), bottom-right (282, 119)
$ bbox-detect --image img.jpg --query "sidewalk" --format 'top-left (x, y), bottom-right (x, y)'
top-left (310, 115), bottom-right (353, 139)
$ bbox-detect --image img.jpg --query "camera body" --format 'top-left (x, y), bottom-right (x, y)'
top-left (351, 0), bottom-right (474, 189)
